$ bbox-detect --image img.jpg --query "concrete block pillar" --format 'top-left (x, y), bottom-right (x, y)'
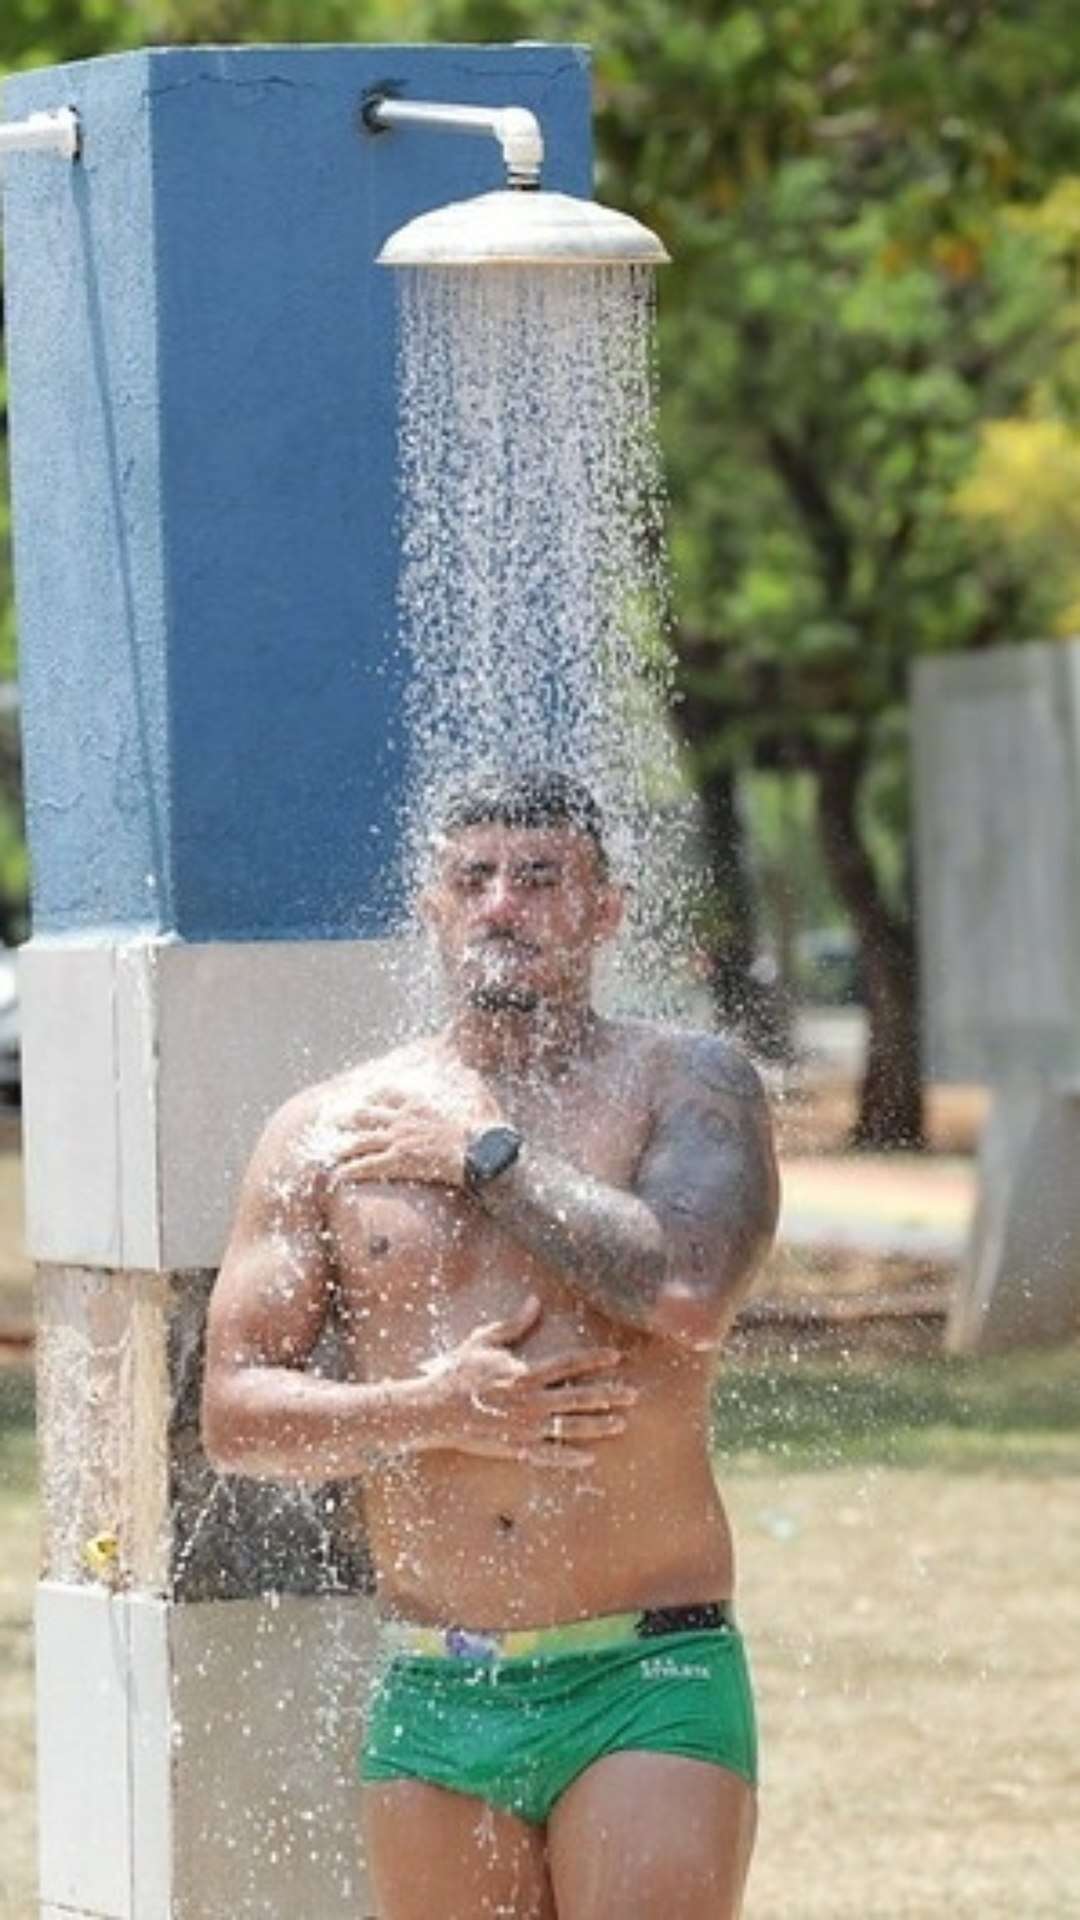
top-left (913, 643), bottom-right (1080, 1353)
top-left (2, 43), bottom-right (592, 1917)
top-left (947, 1081), bottom-right (1080, 1353)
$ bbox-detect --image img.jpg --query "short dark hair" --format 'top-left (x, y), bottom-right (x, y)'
top-left (435, 768), bottom-right (609, 871)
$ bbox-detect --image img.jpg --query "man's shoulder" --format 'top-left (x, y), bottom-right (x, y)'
top-left (609, 1018), bottom-right (766, 1104)
top-left (673, 1026), bottom-right (767, 1099)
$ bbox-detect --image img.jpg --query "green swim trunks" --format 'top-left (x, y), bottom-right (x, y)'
top-left (360, 1603), bottom-right (757, 1826)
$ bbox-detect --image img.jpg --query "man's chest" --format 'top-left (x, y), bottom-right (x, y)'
top-left (324, 1076), bottom-right (651, 1312)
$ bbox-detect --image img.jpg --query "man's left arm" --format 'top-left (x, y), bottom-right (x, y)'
top-left (476, 1036), bottom-right (780, 1349)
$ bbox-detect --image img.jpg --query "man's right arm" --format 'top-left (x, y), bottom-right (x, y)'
top-left (200, 1092), bottom-right (434, 1479)
top-left (201, 1093), bottom-right (634, 1482)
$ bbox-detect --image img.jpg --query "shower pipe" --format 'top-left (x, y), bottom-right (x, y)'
top-left (362, 95), bottom-right (543, 190)
top-left (0, 108), bottom-right (80, 160)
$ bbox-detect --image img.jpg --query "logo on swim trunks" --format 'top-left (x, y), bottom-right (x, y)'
top-left (445, 1628), bottom-right (499, 1661)
top-left (640, 1656), bottom-right (711, 1682)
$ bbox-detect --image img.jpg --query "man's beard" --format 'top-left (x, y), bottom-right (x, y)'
top-left (466, 983), bottom-right (541, 1014)
top-left (463, 934), bottom-right (542, 1014)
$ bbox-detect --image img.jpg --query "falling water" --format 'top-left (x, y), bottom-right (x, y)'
top-left (28, 247), bottom-right (707, 1919)
top-left (395, 261), bottom-right (699, 1013)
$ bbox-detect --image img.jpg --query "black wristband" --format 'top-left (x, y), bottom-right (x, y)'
top-left (463, 1125), bottom-right (523, 1191)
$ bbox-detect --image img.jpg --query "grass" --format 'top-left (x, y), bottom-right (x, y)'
top-left (6, 1340), bottom-right (1079, 1489)
top-left (0, 1363), bottom-right (34, 1462)
top-left (714, 1340), bottom-right (1080, 1473)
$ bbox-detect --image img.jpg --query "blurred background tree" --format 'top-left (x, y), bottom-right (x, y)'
top-left (5, 0), bottom-right (1080, 1139)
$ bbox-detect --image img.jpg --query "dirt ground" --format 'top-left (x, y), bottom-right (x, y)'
top-left (755, 1077), bottom-right (985, 1330)
top-left (733, 1466), bottom-right (1080, 1919)
top-left (772, 1077), bottom-right (988, 1162)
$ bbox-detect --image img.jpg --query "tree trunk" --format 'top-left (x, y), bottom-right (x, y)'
top-left (674, 766), bottom-right (792, 1061)
top-left (815, 739), bottom-right (925, 1149)
top-left (696, 762), bottom-right (793, 1057)
top-left (671, 639), bottom-right (792, 1057)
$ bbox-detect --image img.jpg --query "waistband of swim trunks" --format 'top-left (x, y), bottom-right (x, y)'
top-left (381, 1600), bottom-right (736, 1662)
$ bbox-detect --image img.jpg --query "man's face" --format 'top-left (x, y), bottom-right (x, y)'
top-left (421, 823), bottom-right (623, 1014)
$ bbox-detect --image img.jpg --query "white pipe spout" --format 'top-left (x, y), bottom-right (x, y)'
top-left (489, 108), bottom-right (544, 187)
top-left (0, 108), bottom-right (80, 161)
top-left (363, 96), bottom-right (543, 189)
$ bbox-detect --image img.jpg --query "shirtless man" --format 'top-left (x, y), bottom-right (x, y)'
top-left (201, 769), bottom-right (780, 1920)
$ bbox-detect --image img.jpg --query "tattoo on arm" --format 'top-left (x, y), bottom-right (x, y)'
top-left (475, 1035), bottom-right (779, 1340)
top-left (477, 1148), bottom-right (668, 1329)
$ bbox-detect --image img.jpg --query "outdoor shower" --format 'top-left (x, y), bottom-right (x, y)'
top-left (364, 90), bottom-right (670, 267)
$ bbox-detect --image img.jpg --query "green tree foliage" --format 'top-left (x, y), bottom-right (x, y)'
top-left (954, 180), bottom-right (1080, 627)
top-left (0, 1), bottom-right (140, 73)
top-left (578, 0), bottom-right (1080, 1143)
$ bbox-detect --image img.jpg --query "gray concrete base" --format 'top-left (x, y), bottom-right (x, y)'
top-left (37, 1583), bottom-right (379, 1919)
top-left (948, 1082), bottom-right (1080, 1352)
top-left (36, 1265), bottom-right (372, 1604)
top-left (37, 1268), bottom-right (170, 1592)
top-left (914, 641), bottom-right (1080, 1085)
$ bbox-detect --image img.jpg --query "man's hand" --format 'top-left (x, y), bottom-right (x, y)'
top-left (410, 1295), bottom-right (636, 1470)
top-left (320, 1065), bottom-right (502, 1192)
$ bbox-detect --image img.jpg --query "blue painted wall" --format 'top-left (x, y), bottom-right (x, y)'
top-left (3, 46), bottom-right (593, 938)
